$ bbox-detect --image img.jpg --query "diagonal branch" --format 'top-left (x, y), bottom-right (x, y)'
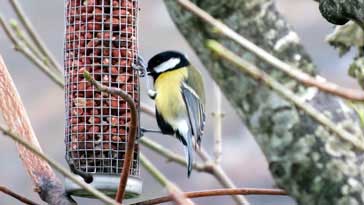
top-left (207, 40), bottom-right (364, 150)
top-left (140, 137), bottom-right (212, 172)
top-left (0, 124), bottom-right (121, 205)
top-left (134, 188), bottom-right (287, 205)
top-left (0, 186), bottom-right (40, 205)
top-left (0, 15), bottom-right (64, 87)
top-left (174, 0), bottom-right (364, 101)
top-left (9, 20), bottom-right (48, 66)
top-left (140, 154), bottom-right (195, 205)
top-left (8, 0), bottom-right (62, 73)
top-left (83, 71), bottom-right (137, 203)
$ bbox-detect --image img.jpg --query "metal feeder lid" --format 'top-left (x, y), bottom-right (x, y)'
top-left (65, 174), bottom-right (142, 199)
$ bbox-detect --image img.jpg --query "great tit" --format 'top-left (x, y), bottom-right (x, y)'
top-left (146, 51), bottom-right (206, 177)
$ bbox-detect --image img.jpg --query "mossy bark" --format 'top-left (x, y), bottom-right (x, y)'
top-left (164, 0), bottom-right (364, 204)
top-left (318, 0), bottom-right (364, 27)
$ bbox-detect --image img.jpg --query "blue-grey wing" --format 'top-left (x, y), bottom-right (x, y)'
top-left (181, 83), bottom-right (205, 146)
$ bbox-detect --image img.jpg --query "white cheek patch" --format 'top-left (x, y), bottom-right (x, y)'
top-left (155, 58), bottom-right (181, 73)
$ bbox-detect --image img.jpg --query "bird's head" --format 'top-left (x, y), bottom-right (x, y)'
top-left (146, 51), bottom-right (190, 77)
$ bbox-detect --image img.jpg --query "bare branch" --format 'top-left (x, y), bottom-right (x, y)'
top-left (140, 137), bottom-right (212, 172)
top-left (174, 0), bottom-right (364, 101)
top-left (212, 84), bottom-right (223, 164)
top-left (207, 40), bottom-right (364, 150)
top-left (140, 154), bottom-right (195, 205)
top-left (0, 124), bottom-right (121, 205)
top-left (9, 20), bottom-right (48, 66)
top-left (0, 186), bottom-right (40, 205)
top-left (83, 71), bottom-right (138, 203)
top-left (0, 15), bottom-right (64, 87)
top-left (141, 103), bottom-right (155, 117)
top-left (8, 0), bottom-right (62, 73)
top-left (135, 188), bottom-right (287, 205)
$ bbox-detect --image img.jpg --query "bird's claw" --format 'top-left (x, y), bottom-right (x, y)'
top-left (132, 55), bottom-right (147, 77)
top-left (140, 128), bottom-right (162, 136)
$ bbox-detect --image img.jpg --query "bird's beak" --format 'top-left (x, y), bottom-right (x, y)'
top-left (146, 69), bottom-right (151, 75)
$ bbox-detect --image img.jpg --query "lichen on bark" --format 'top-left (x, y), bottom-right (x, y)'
top-left (325, 20), bottom-right (364, 91)
top-left (164, 0), bottom-right (364, 204)
top-left (318, 0), bottom-right (364, 28)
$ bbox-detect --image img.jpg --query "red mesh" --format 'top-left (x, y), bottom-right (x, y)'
top-left (64, 0), bottom-right (140, 176)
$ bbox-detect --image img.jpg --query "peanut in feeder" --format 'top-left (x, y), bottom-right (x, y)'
top-left (64, 0), bottom-right (142, 198)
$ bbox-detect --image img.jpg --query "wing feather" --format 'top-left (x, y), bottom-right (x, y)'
top-left (182, 83), bottom-right (205, 146)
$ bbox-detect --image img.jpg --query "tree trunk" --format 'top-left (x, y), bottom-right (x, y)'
top-left (164, 0), bottom-right (364, 204)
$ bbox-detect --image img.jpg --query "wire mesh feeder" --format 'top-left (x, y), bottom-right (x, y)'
top-left (64, 0), bottom-right (142, 198)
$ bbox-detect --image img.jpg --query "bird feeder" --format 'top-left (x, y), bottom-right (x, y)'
top-left (64, 0), bottom-right (142, 198)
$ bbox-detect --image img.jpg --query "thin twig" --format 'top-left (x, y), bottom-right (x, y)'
top-left (139, 104), bottom-right (249, 205)
top-left (9, 19), bottom-right (48, 65)
top-left (213, 84), bottom-right (223, 164)
top-left (8, 0), bottom-right (62, 73)
top-left (0, 124), bottom-right (121, 205)
top-left (0, 186), bottom-right (40, 205)
top-left (207, 40), bottom-right (364, 150)
top-left (84, 71), bottom-right (137, 203)
top-left (0, 15), bottom-right (64, 87)
top-left (140, 137), bottom-right (212, 172)
top-left (135, 188), bottom-right (287, 205)
top-left (195, 144), bottom-right (252, 205)
top-left (175, 0), bottom-right (364, 101)
top-left (140, 154), bottom-right (194, 205)
top-left (141, 103), bottom-right (155, 116)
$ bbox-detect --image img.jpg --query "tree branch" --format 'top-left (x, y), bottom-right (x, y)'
top-left (212, 84), bottom-right (223, 164)
top-left (207, 40), bottom-right (364, 150)
top-left (140, 154), bottom-right (194, 205)
top-left (0, 124), bottom-right (121, 205)
top-left (0, 186), bottom-right (40, 205)
top-left (9, 20), bottom-right (49, 67)
top-left (83, 71), bottom-right (137, 203)
top-left (140, 137), bottom-right (212, 172)
top-left (8, 0), bottom-right (62, 73)
top-left (134, 188), bottom-right (286, 205)
top-left (0, 15), bottom-right (64, 87)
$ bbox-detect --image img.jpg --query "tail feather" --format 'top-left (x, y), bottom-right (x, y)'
top-left (178, 131), bottom-right (193, 177)
top-left (185, 132), bottom-right (193, 177)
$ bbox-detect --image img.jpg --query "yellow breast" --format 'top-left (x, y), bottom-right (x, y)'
top-left (154, 68), bottom-right (188, 124)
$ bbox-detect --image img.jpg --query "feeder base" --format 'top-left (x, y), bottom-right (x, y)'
top-left (65, 175), bottom-right (142, 199)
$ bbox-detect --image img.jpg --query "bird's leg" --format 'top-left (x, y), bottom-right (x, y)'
top-left (132, 55), bottom-right (147, 77)
top-left (140, 128), bottom-right (163, 135)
